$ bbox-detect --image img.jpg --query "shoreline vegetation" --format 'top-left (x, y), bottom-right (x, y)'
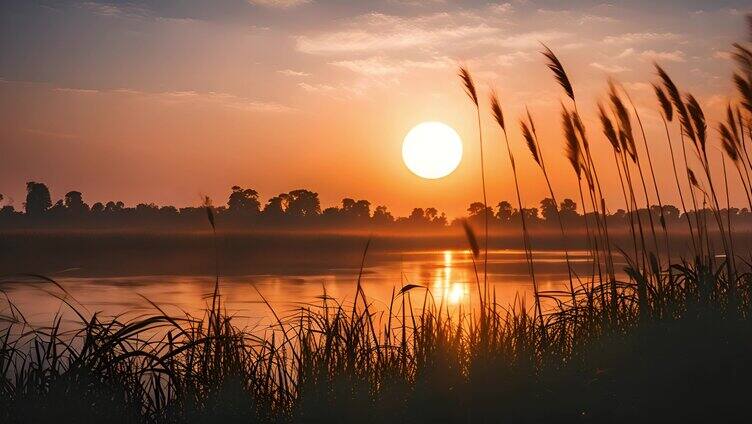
top-left (3, 14), bottom-right (752, 424)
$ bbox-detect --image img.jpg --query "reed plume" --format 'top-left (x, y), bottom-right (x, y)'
top-left (541, 43), bottom-right (574, 102)
top-left (656, 64), bottom-right (697, 143)
top-left (653, 83), bottom-right (674, 122)
top-left (686, 94), bottom-right (707, 154)
top-left (598, 103), bottom-right (620, 152)
top-left (520, 119), bottom-right (540, 166)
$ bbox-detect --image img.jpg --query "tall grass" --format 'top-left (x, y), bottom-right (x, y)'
top-left (2, 14), bottom-right (752, 424)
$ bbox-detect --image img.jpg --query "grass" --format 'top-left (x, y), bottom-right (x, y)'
top-left (2, 14), bottom-right (752, 424)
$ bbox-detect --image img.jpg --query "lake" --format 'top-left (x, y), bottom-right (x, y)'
top-left (1, 248), bottom-right (611, 331)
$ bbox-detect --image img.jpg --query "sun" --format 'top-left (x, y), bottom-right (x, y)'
top-left (402, 122), bottom-right (463, 179)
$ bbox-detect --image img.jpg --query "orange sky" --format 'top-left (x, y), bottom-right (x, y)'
top-left (1, 1), bottom-right (750, 217)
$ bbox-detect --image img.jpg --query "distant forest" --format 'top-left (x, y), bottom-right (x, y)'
top-left (1, 181), bottom-right (750, 232)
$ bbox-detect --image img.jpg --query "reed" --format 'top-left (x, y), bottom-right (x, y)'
top-left (489, 91), bottom-right (543, 329)
top-left (519, 108), bottom-right (578, 325)
top-left (458, 66), bottom-right (489, 296)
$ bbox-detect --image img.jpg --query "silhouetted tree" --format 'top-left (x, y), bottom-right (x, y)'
top-left (521, 208), bottom-right (539, 223)
top-left (540, 198), bottom-right (558, 222)
top-left (91, 202), bottom-right (104, 213)
top-left (286, 189), bottom-right (321, 218)
top-left (559, 198), bottom-right (579, 223)
top-left (468, 202), bottom-right (493, 226)
top-left (372, 205), bottom-right (394, 224)
top-left (496, 201), bottom-right (513, 223)
top-left (227, 186), bottom-right (260, 214)
top-left (64, 191), bottom-right (89, 213)
top-left (341, 198), bottom-right (371, 221)
top-left (104, 201), bottom-right (125, 213)
top-left (263, 194), bottom-right (288, 219)
top-left (24, 182), bottom-right (51, 215)
top-left (408, 208), bottom-right (425, 222)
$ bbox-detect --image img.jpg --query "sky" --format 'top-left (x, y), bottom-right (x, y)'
top-left (1, 0), bottom-right (750, 218)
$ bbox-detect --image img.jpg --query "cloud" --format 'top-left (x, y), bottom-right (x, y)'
top-left (640, 49), bottom-right (686, 62)
top-left (247, 0), bottom-right (311, 8)
top-left (495, 51), bottom-right (533, 67)
top-left (298, 82), bottom-right (335, 93)
top-left (488, 3), bottom-right (514, 14)
top-left (536, 8), bottom-right (616, 25)
top-left (622, 82), bottom-right (651, 92)
top-left (24, 128), bottom-right (79, 140)
top-left (145, 90), bottom-right (294, 112)
top-left (590, 62), bottom-right (629, 73)
top-left (79, 1), bottom-right (149, 19)
top-left (478, 30), bottom-right (569, 49)
top-left (616, 48), bottom-right (635, 58)
top-left (53, 87), bottom-right (100, 95)
top-left (277, 69), bottom-right (311, 77)
top-left (42, 81), bottom-right (294, 113)
top-left (713, 50), bottom-right (732, 60)
top-left (330, 56), bottom-right (450, 76)
top-left (295, 12), bottom-right (499, 54)
top-left (577, 14), bottom-right (617, 25)
top-left (603, 32), bottom-right (681, 44)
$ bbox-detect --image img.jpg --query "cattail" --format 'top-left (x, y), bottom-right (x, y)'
top-left (541, 44), bottom-right (574, 101)
top-left (685, 94), bottom-right (707, 152)
top-left (520, 119), bottom-right (539, 166)
top-left (562, 107), bottom-right (582, 178)
top-left (652, 83), bottom-right (673, 122)
top-left (489, 90), bottom-right (505, 131)
top-left (458, 66), bottom-right (478, 107)
top-left (598, 103), bottom-right (620, 152)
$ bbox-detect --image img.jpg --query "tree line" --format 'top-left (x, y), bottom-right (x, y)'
top-left (1, 181), bottom-right (750, 231)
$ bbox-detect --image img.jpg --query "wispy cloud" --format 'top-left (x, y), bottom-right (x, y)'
top-left (46, 82), bottom-right (294, 113)
top-left (640, 49), bottom-right (686, 62)
top-left (154, 90), bottom-right (294, 112)
top-left (479, 30), bottom-right (570, 49)
top-left (298, 82), bottom-right (335, 93)
top-left (79, 1), bottom-right (150, 19)
top-left (247, 0), bottom-right (311, 9)
top-left (603, 32), bottom-right (681, 44)
top-left (278, 69), bottom-right (311, 77)
top-left (590, 62), bottom-right (629, 73)
top-left (330, 56), bottom-right (450, 76)
top-left (24, 128), bottom-right (79, 140)
top-left (295, 12), bottom-right (499, 54)
top-left (536, 8), bottom-right (617, 25)
top-left (495, 51), bottom-right (533, 67)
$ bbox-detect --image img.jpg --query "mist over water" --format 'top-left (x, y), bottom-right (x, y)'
top-left (2, 248), bottom-right (605, 331)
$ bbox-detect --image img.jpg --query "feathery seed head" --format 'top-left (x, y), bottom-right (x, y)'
top-left (458, 66), bottom-right (479, 107)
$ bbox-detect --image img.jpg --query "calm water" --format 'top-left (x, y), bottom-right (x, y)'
top-left (1, 249), bottom-right (603, 330)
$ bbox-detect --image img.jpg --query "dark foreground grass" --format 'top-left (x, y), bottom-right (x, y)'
top-left (1, 254), bottom-right (752, 424)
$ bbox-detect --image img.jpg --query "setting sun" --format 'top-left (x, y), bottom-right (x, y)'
top-left (402, 121), bottom-right (463, 180)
